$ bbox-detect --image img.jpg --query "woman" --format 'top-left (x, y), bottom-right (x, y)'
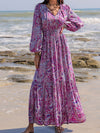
top-left (23, 0), bottom-right (86, 133)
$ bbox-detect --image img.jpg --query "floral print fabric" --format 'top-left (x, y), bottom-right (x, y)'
top-left (29, 3), bottom-right (86, 126)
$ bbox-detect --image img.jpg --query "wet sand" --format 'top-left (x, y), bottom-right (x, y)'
top-left (0, 70), bottom-right (100, 133)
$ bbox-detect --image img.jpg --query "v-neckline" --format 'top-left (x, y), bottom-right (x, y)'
top-left (44, 4), bottom-right (62, 17)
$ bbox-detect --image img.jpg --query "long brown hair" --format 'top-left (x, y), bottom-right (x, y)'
top-left (41, 0), bottom-right (64, 5)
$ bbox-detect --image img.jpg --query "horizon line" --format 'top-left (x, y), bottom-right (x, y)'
top-left (0, 7), bottom-right (100, 12)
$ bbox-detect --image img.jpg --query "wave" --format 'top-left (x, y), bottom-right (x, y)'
top-left (64, 30), bottom-right (100, 38)
top-left (74, 9), bottom-right (100, 15)
top-left (0, 35), bottom-right (26, 38)
top-left (0, 46), bottom-right (10, 51)
top-left (82, 17), bottom-right (100, 24)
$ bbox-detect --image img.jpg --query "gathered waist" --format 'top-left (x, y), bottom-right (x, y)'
top-left (43, 29), bottom-right (61, 36)
top-left (42, 31), bottom-right (65, 44)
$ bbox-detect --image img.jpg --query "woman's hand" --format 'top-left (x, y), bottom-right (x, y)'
top-left (34, 52), bottom-right (41, 69)
top-left (60, 26), bottom-right (64, 34)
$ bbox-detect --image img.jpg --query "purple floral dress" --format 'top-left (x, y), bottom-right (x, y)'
top-left (28, 3), bottom-right (86, 126)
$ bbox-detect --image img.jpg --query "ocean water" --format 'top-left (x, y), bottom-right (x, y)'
top-left (0, 8), bottom-right (100, 54)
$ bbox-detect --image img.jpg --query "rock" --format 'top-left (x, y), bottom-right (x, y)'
top-left (21, 52), bottom-right (34, 56)
top-left (72, 53), bottom-right (100, 68)
top-left (86, 58), bottom-right (100, 68)
top-left (91, 54), bottom-right (99, 56)
top-left (3, 52), bottom-right (35, 65)
top-left (13, 60), bottom-right (34, 65)
top-left (0, 51), bottom-right (17, 57)
top-left (79, 49), bottom-right (100, 54)
top-left (0, 58), bottom-right (6, 63)
top-left (0, 50), bottom-right (100, 69)
top-left (74, 68), bottom-right (97, 82)
top-left (72, 60), bottom-right (87, 68)
top-left (7, 74), bottom-right (33, 83)
top-left (75, 76), bottom-right (93, 82)
top-left (75, 37), bottom-right (91, 42)
top-left (78, 56), bottom-right (91, 61)
top-left (75, 76), bottom-right (88, 82)
top-left (0, 66), bottom-right (33, 72)
top-left (15, 52), bottom-right (34, 64)
top-left (71, 53), bottom-right (92, 59)
top-left (74, 68), bottom-right (89, 82)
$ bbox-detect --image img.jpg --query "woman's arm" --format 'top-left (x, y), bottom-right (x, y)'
top-left (63, 4), bottom-right (84, 32)
top-left (29, 3), bottom-right (43, 53)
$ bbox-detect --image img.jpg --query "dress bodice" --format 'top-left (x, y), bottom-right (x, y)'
top-left (29, 3), bottom-right (84, 53)
top-left (40, 3), bottom-right (66, 33)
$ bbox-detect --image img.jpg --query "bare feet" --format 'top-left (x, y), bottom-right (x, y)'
top-left (22, 124), bottom-right (34, 133)
top-left (55, 126), bottom-right (64, 133)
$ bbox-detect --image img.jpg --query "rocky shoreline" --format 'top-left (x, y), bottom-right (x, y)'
top-left (72, 53), bottom-right (100, 68)
top-left (0, 50), bottom-right (100, 83)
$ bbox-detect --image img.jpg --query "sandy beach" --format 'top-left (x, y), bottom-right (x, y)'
top-left (0, 68), bottom-right (100, 133)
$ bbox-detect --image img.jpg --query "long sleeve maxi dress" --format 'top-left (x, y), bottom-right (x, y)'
top-left (28, 3), bottom-right (86, 126)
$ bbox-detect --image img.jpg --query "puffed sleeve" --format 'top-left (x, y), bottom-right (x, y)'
top-left (29, 3), bottom-right (43, 53)
top-left (63, 4), bottom-right (84, 32)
